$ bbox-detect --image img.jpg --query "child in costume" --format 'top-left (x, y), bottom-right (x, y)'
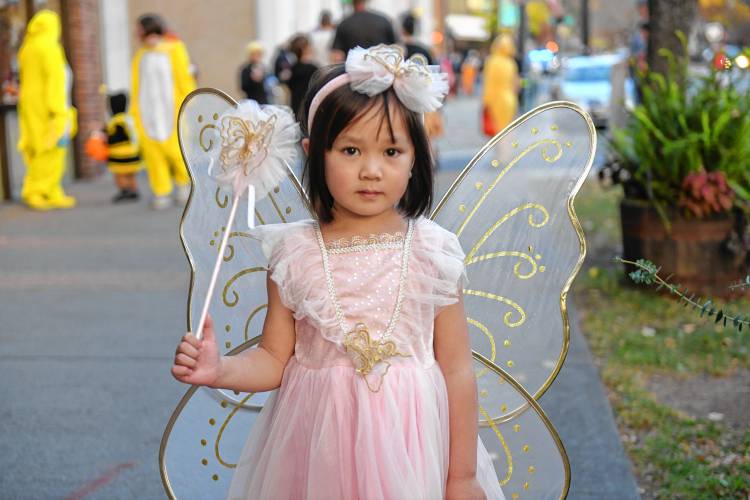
top-left (172, 46), bottom-right (506, 499)
top-left (103, 92), bottom-right (142, 202)
top-left (130, 14), bottom-right (195, 210)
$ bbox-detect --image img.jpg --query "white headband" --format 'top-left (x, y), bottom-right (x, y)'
top-left (307, 44), bottom-right (449, 132)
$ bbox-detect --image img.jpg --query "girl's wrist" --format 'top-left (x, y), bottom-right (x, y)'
top-left (209, 356), bottom-right (226, 388)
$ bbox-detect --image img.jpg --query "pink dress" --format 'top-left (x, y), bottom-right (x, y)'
top-left (228, 217), bottom-right (505, 500)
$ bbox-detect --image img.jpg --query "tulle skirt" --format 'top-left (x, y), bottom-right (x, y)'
top-left (227, 357), bottom-right (505, 500)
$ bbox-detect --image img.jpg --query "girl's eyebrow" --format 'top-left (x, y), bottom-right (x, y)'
top-left (336, 134), bottom-right (362, 144)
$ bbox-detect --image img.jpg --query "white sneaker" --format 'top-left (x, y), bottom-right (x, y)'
top-left (175, 184), bottom-right (191, 204)
top-left (151, 195), bottom-right (172, 210)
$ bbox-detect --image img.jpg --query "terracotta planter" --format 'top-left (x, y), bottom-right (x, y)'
top-left (620, 198), bottom-right (746, 297)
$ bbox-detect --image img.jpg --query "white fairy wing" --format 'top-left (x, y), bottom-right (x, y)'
top-left (160, 89), bottom-right (311, 499)
top-left (432, 102), bottom-right (595, 498)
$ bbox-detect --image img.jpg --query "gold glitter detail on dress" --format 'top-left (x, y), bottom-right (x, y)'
top-left (343, 323), bottom-right (409, 392)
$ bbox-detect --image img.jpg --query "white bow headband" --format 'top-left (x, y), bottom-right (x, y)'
top-left (307, 45), bottom-right (449, 132)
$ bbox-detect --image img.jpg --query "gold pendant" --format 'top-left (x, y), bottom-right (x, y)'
top-left (343, 323), bottom-right (409, 392)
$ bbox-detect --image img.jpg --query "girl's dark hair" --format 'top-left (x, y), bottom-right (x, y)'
top-left (300, 64), bottom-right (434, 223)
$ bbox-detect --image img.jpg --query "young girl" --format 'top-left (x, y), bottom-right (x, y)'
top-left (172, 46), bottom-right (505, 500)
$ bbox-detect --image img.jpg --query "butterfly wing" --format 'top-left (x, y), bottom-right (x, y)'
top-left (432, 102), bottom-right (595, 498)
top-left (160, 89), bottom-right (311, 499)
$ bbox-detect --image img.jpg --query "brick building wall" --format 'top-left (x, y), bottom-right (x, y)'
top-left (64, 0), bottom-right (105, 179)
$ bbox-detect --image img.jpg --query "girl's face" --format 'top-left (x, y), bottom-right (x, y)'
top-left (324, 103), bottom-right (414, 221)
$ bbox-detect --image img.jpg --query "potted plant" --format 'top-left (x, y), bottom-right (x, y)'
top-left (603, 35), bottom-right (750, 295)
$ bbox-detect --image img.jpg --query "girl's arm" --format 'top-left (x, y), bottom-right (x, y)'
top-left (171, 274), bottom-right (296, 393)
top-left (434, 296), bottom-right (486, 500)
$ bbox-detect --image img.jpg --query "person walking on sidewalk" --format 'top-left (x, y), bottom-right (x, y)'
top-left (331, 0), bottom-right (397, 62)
top-left (482, 34), bottom-right (519, 137)
top-left (130, 14), bottom-right (195, 210)
top-left (16, 9), bottom-right (77, 211)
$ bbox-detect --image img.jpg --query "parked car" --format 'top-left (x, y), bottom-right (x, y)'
top-left (557, 53), bottom-right (635, 128)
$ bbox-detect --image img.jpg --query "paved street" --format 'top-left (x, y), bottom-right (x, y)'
top-left (0, 94), bottom-right (638, 499)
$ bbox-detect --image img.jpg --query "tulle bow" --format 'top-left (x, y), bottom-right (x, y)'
top-left (345, 45), bottom-right (449, 113)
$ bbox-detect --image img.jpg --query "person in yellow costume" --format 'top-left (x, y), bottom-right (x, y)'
top-left (17, 9), bottom-right (78, 210)
top-left (130, 14), bottom-right (195, 209)
top-left (482, 34), bottom-right (519, 136)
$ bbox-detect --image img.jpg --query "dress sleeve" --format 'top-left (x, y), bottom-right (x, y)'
top-left (252, 221), bottom-right (316, 314)
top-left (408, 218), bottom-right (467, 312)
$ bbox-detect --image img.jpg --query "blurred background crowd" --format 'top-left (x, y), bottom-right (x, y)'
top-left (0, 0), bottom-right (748, 206)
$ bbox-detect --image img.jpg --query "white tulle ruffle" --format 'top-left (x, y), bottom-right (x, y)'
top-left (345, 46), bottom-right (449, 114)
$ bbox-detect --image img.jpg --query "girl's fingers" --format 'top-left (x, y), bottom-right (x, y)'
top-left (171, 364), bottom-right (193, 379)
top-left (202, 314), bottom-right (216, 342)
top-left (175, 352), bottom-right (197, 368)
top-left (182, 333), bottom-right (201, 349)
top-left (177, 341), bottom-right (199, 359)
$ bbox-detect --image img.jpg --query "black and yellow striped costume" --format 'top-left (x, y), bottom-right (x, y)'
top-left (107, 113), bottom-right (142, 175)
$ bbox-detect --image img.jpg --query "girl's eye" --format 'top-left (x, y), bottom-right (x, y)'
top-left (342, 147), bottom-right (359, 156)
top-left (385, 148), bottom-right (400, 157)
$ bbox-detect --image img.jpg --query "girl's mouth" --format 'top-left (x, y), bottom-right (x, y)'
top-left (357, 190), bottom-right (382, 199)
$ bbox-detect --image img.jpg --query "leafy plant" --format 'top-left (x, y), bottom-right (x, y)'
top-left (605, 32), bottom-right (750, 225)
top-left (619, 257), bottom-right (750, 332)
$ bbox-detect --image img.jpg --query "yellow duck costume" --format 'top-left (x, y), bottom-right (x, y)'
top-left (17, 10), bottom-right (77, 210)
top-left (130, 29), bottom-right (195, 205)
top-left (482, 34), bottom-right (519, 136)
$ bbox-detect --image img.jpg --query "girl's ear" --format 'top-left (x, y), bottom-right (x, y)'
top-left (301, 138), bottom-right (310, 156)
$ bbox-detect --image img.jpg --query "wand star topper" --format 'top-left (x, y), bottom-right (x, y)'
top-left (196, 100), bottom-right (300, 339)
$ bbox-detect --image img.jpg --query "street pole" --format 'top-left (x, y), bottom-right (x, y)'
top-left (582, 0), bottom-right (590, 54)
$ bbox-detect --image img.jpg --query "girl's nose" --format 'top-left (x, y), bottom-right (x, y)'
top-left (359, 157), bottom-right (382, 180)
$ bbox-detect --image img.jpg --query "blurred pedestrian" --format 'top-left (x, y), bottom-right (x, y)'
top-left (401, 12), bottom-right (434, 64)
top-left (271, 41), bottom-right (295, 106)
top-left (16, 9), bottom-right (77, 210)
top-left (239, 41), bottom-right (268, 104)
top-left (310, 10), bottom-right (335, 67)
top-left (331, 0), bottom-right (397, 62)
top-left (130, 14), bottom-right (196, 209)
top-left (287, 34), bottom-right (318, 118)
top-left (460, 50), bottom-right (481, 96)
top-left (400, 14), bottom-right (443, 140)
top-left (482, 34), bottom-right (519, 137)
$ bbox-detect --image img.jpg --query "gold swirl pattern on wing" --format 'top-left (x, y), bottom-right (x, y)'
top-left (223, 231), bottom-right (256, 263)
top-left (456, 139), bottom-right (561, 237)
top-left (479, 405), bottom-right (513, 485)
top-left (466, 251), bottom-right (538, 280)
top-left (468, 317), bottom-right (496, 378)
top-left (215, 187), bottom-right (228, 208)
top-left (199, 124), bottom-right (218, 152)
top-left (214, 392), bottom-right (254, 468)
top-left (267, 193), bottom-right (287, 222)
top-left (243, 304), bottom-right (268, 341)
top-left (222, 267), bottom-right (266, 307)
top-left (465, 204), bottom-right (549, 263)
top-left (463, 289), bottom-right (525, 328)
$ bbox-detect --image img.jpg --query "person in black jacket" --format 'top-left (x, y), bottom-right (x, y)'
top-left (239, 41), bottom-right (268, 104)
top-left (331, 0), bottom-right (397, 62)
top-left (287, 34), bottom-right (319, 118)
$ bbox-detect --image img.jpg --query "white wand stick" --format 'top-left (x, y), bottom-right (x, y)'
top-left (194, 192), bottom-right (241, 340)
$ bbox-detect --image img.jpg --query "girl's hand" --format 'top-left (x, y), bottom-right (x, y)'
top-left (445, 476), bottom-right (486, 500)
top-left (171, 315), bottom-right (221, 387)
